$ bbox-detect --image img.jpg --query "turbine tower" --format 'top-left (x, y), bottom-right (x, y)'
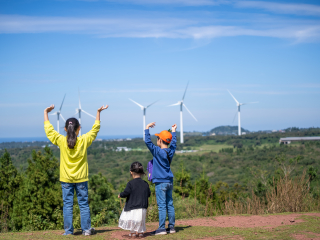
top-left (228, 90), bottom-right (258, 136)
top-left (129, 99), bottom-right (158, 140)
top-left (75, 89), bottom-right (95, 136)
top-left (50, 94), bottom-right (66, 134)
top-left (169, 82), bottom-right (197, 144)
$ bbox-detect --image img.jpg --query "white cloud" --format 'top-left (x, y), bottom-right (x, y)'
top-left (236, 1), bottom-right (320, 16)
top-left (0, 14), bottom-right (320, 42)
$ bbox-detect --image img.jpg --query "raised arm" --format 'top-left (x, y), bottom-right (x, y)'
top-left (170, 124), bottom-right (177, 152)
top-left (144, 122), bottom-right (159, 156)
top-left (44, 105), bottom-right (63, 146)
top-left (82, 105), bottom-right (108, 146)
top-left (44, 105), bottom-right (55, 122)
top-left (96, 105), bottom-right (109, 121)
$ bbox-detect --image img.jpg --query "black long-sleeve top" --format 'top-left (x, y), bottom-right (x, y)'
top-left (120, 178), bottom-right (151, 211)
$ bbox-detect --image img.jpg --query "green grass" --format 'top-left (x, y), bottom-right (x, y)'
top-left (2, 213), bottom-right (319, 240)
top-left (181, 143), bottom-right (278, 154)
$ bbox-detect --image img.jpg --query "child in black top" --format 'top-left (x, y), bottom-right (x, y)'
top-left (118, 162), bottom-right (151, 237)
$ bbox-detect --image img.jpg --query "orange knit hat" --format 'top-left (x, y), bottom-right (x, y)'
top-left (155, 130), bottom-right (172, 143)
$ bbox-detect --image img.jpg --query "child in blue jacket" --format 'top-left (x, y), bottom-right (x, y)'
top-left (144, 122), bottom-right (177, 235)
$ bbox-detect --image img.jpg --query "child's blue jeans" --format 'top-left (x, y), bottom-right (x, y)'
top-left (155, 182), bottom-right (175, 230)
top-left (61, 181), bottom-right (91, 235)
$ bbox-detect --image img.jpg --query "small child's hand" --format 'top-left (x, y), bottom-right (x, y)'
top-left (44, 105), bottom-right (55, 113)
top-left (118, 194), bottom-right (120, 198)
top-left (172, 124), bottom-right (177, 132)
top-left (98, 105), bottom-right (109, 112)
top-left (146, 122), bottom-right (156, 129)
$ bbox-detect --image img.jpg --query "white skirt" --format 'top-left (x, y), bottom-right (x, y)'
top-left (118, 208), bottom-right (147, 233)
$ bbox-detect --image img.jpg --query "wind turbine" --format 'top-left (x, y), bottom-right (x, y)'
top-left (227, 90), bottom-right (258, 136)
top-left (75, 89), bottom-right (95, 136)
top-left (129, 99), bottom-right (158, 140)
top-left (50, 94), bottom-right (66, 134)
top-left (169, 82), bottom-right (197, 144)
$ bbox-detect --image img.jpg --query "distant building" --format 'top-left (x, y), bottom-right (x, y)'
top-left (211, 133), bottom-right (216, 136)
top-left (279, 137), bottom-right (320, 144)
top-left (94, 139), bottom-right (103, 142)
top-left (242, 132), bottom-right (246, 135)
top-left (272, 130), bottom-right (277, 133)
top-left (116, 147), bottom-right (131, 152)
top-left (126, 138), bottom-right (132, 141)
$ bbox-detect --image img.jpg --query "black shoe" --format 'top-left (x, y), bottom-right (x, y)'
top-left (151, 229), bottom-right (167, 235)
top-left (166, 227), bottom-right (176, 234)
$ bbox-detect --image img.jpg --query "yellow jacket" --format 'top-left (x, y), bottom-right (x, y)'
top-left (44, 120), bottom-right (100, 183)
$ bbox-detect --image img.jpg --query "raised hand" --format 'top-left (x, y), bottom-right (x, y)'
top-left (146, 122), bottom-right (156, 129)
top-left (44, 105), bottom-right (55, 113)
top-left (98, 105), bottom-right (109, 112)
top-left (172, 124), bottom-right (177, 132)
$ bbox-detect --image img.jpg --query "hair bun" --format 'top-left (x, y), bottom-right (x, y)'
top-left (130, 161), bottom-right (145, 175)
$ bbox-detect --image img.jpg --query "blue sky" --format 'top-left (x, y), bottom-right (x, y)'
top-left (0, 0), bottom-right (320, 138)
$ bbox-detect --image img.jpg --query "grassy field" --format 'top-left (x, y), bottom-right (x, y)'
top-left (1, 213), bottom-right (319, 240)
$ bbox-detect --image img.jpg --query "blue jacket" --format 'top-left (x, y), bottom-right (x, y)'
top-left (144, 129), bottom-right (177, 183)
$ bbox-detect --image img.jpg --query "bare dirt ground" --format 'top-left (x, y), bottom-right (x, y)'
top-left (109, 213), bottom-right (320, 239)
top-left (175, 213), bottom-right (320, 228)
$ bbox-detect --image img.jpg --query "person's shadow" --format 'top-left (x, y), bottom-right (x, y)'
top-left (174, 225), bottom-right (192, 233)
top-left (142, 225), bottom-right (192, 238)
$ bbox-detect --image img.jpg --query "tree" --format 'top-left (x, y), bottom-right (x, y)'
top-left (88, 173), bottom-right (119, 225)
top-left (0, 150), bottom-right (21, 232)
top-left (174, 164), bottom-right (193, 197)
top-left (308, 166), bottom-right (318, 182)
top-left (12, 146), bottom-right (62, 230)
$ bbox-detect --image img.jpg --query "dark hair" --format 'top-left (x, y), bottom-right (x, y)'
top-left (65, 118), bottom-right (80, 149)
top-left (157, 136), bottom-right (169, 146)
top-left (130, 162), bottom-right (145, 175)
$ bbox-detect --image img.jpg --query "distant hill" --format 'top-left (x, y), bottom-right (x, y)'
top-left (205, 126), bottom-right (250, 136)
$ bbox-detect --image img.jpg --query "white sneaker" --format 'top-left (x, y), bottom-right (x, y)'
top-left (83, 228), bottom-right (95, 236)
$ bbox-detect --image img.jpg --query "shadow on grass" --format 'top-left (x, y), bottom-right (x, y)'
top-left (141, 225), bottom-right (192, 238)
top-left (175, 225), bottom-right (192, 233)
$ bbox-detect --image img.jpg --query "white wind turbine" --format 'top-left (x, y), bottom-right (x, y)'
top-left (75, 89), bottom-right (95, 136)
top-left (169, 83), bottom-right (197, 144)
top-left (50, 94), bottom-right (66, 134)
top-left (228, 90), bottom-right (258, 136)
top-left (129, 99), bottom-right (158, 140)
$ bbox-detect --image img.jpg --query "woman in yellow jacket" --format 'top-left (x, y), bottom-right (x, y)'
top-left (44, 104), bottom-right (108, 236)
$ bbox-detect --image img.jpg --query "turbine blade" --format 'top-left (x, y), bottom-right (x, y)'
top-left (241, 102), bottom-right (259, 105)
top-left (50, 112), bottom-right (58, 115)
top-left (146, 99), bottom-right (159, 109)
top-left (59, 94), bottom-right (66, 111)
top-left (129, 98), bottom-right (144, 109)
top-left (183, 104), bottom-right (198, 122)
top-left (227, 90), bottom-right (239, 104)
top-left (182, 82), bottom-right (189, 101)
top-left (78, 88), bottom-right (82, 109)
top-left (60, 114), bottom-right (66, 122)
top-left (82, 109), bottom-right (96, 119)
top-left (232, 111), bottom-right (237, 124)
top-left (168, 102), bottom-right (180, 107)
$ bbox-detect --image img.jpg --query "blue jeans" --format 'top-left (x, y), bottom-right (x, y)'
top-left (155, 182), bottom-right (175, 230)
top-left (61, 181), bottom-right (91, 235)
